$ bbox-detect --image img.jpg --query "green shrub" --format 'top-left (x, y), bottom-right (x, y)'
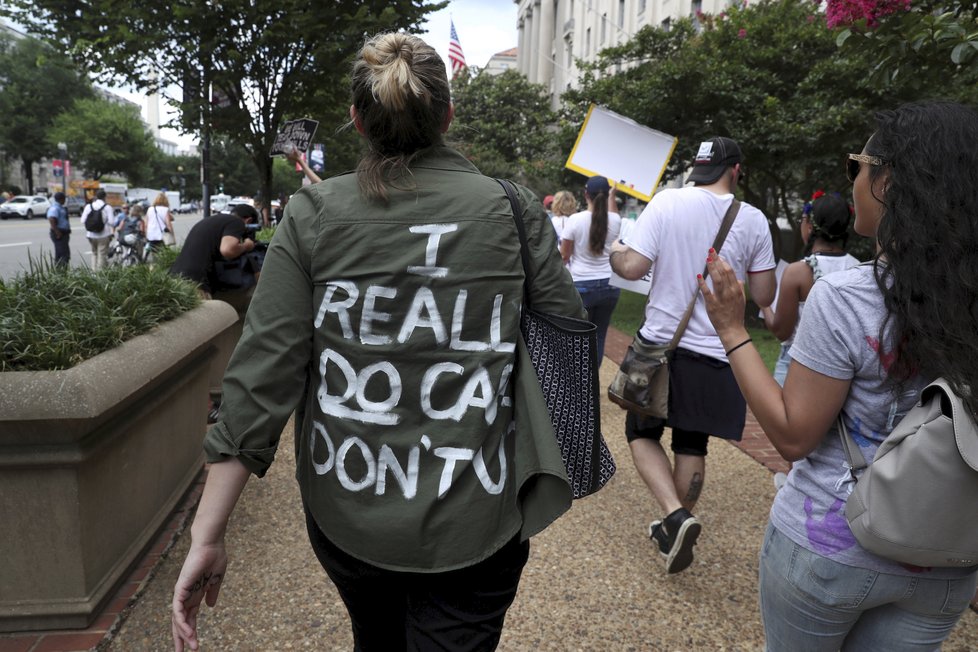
top-left (0, 257), bottom-right (200, 371)
top-left (152, 244), bottom-right (180, 270)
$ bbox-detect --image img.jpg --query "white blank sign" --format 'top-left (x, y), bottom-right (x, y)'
top-left (565, 105), bottom-right (677, 202)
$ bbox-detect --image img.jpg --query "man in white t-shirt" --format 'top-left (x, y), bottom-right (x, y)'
top-left (610, 137), bottom-right (776, 574)
top-left (80, 189), bottom-right (115, 271)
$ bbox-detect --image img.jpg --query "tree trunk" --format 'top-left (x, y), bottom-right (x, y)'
top-left (257, 155), bottom-right (273, 228)
top-left (22, 157), bottom-right (34, 195)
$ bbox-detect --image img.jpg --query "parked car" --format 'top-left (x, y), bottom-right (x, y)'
top-left (174, 201), bottom-right (197, 214)
top-left (0, 195), bottom-right (51, 220)
top-left (65, 195), bottom-right (86, 217)
top-left (227, 196), bottom-right (255, 211)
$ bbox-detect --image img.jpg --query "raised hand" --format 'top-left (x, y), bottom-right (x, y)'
top-left (696, 248), bottom-right (748, 342)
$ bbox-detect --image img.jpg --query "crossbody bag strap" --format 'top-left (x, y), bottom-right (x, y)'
top-left (667, 198), bottom-right (741, 350)
top-left (496, 178), bottom-right (534, 311)
top-left (837, 414), bottom-right (868, 478)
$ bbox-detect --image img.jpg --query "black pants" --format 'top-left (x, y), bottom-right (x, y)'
top-left (50, 230), bottom-right (70, 267)
top-left (304, 508), bottom-right (529, 652)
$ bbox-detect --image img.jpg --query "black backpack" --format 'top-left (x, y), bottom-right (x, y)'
top-left (84, 201), bottom-right (107, 232)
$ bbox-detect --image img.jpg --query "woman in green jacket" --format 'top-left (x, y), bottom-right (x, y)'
top-left (171, 32), bottom-right (584, 652)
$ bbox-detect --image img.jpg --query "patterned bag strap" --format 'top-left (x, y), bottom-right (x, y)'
top-left (667, 198), bottom-right (741, 350)
top-left (496, 179), bottom-right (535, 312)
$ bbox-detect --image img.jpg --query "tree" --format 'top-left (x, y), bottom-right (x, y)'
top-left (562, 0), bottom-right (937, 259)
top-left (3, 1), bottom-right (447, 217)
top-left (49, 97), bottom-right (158, 183)
top-left (0, 33), bottom-right (93, 193)
top-left (447, 68), bottom-right (561, 197)
top-left (830, 0), bottom-right (978, 94)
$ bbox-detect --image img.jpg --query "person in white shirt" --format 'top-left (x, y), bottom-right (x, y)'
top-left (80, 189), bottom-right (115, 271)
top-left (610, 137), bottom-right (776, 574)
top-left (763, 191), bottom-right (860, 387)
top-left (560, 176), bottom-right (622, 361)
top-left (549, 190), bottom-right (577, 245)
top-left (145, 193), bottom-right (175, 252)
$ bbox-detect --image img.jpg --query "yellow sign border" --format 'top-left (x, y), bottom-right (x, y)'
top-left (564, 104), bottom-right (678, 203)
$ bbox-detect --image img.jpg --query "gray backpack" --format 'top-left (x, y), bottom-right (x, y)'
top-left (840, 378), bottom-right (978, 568)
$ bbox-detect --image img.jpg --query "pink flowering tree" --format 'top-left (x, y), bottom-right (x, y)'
top-left (827, 0), bottom-right (978, 83)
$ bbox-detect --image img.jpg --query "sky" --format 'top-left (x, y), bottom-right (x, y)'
top-left (106, 0), bottom-right (518, 152)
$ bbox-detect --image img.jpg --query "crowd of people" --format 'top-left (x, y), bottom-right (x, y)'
top-left (160, 28), bottom-right (978, 652)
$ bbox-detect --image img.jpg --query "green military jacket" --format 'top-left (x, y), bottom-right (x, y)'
top-left (204, 146), bottom-right (585, 572)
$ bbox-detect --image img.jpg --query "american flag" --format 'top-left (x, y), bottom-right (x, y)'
top-left (448, 19), bottom-right (466, 77)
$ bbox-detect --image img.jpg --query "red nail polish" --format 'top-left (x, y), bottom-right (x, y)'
top-left (709, 247), bottom-right (716, 254)
top-left (697, 274), bottom-right (703, 280)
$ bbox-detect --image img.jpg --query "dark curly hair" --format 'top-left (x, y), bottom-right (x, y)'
top-left (804, 192), bottom-right (851, 256)
top-left (867, 101), bottom-right (978, 414)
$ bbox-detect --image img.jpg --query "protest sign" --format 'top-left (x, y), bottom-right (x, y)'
top-left (566, 105), bottom-right (676, 202)
top-left (270, 118), bottom-right (320, 156)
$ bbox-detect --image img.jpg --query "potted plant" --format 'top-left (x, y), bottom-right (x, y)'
top-left (0, 260), bottom-right (238, 632)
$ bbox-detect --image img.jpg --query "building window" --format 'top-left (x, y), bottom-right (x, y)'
top-left (691, 0), bottom-right (702, 15)
top-left (619, 0), bottom-right (626, 28)
top-left (586, 27), bottom-right (591, 55)
top-left (639, 0), bottom-right (647, 13)
top-left (661, 16), bottom-right (671, 30)
top-left (570, 0), bottom-right (575, 19)
top-left (601, 13), bottom-right (607, 43)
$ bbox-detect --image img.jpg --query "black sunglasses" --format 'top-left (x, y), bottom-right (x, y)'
top-left (846, 153), bottom-right (885, 184)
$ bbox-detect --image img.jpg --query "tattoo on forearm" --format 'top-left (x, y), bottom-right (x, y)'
top-left (685, 472), bottom-right (703, 504)
top-left (189, 572), bottom-right (222, 595)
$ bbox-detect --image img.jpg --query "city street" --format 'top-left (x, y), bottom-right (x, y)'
top-left (0, 210), bottom-right (204, 280)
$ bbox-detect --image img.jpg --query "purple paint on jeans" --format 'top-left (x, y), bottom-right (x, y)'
top-left (804, 497), bottom-right (857, 556)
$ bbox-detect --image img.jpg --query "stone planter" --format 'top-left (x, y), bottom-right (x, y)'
top-left (0, 300), bottom-right (238, 632)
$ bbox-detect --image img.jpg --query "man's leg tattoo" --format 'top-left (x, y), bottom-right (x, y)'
top-left (685, 472), bottom-right (703, 505)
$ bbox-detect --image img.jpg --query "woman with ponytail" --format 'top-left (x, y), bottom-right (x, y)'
top-left (763, 191), bottom-right (860, 386)
top-left (172, 33), bottom-right (584, 652)
top-left (560, 175), bottom-right (622, 361)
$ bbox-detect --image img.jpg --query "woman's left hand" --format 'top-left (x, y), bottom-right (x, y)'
top-left (697, 249), bottom-right (747, 341)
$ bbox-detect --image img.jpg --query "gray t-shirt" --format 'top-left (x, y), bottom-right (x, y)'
top-left (770, 263), bottom-right (971, 578)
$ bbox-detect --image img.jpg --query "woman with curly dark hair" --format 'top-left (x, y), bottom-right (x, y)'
top-left (699, 101), bottom-right (978, 649)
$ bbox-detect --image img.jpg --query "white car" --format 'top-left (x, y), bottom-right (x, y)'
top-left (227, 196), bottom-right (255, 210)
top-left (0, 195), bottom-right (52, 220)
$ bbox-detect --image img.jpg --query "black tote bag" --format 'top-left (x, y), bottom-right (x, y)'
top-left (497, 179), bottom-right (616, 499)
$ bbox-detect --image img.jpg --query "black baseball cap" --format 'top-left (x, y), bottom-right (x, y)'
top-left (686, 137), bottom-right (742, 185)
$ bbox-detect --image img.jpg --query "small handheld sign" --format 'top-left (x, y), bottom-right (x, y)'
top-left (270, 118), bottom-right (320, 157)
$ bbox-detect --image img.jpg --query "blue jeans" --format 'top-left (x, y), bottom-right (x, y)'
top-left (773, 343), bottom-right (791, 387)
top-left (574, 278), bottom-right (620, 363)
top-left (759, 523), bottom-right (977, 651)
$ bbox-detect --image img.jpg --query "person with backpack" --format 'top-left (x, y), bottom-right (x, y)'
top-left (698, 101), bottom-right (978, 649)
top-left (80, 189), bottom-right (114, 271)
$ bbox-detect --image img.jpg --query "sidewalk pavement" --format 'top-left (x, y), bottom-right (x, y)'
top-left (4, 327), bottom-right (977, 651)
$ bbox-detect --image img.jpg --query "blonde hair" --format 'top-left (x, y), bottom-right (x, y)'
top-left (131, 204), bottom-right (145, 217)
top-left (350, 33), bottom-right (451, 202)
top-left (551, 190), bottom-right (577, 217)
top-left (153, 193), bottom-right (169, 208)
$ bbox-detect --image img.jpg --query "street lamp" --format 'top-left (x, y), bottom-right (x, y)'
top-left (218, 173), bottom-right (224, 194)
top-left (57, 142), bottom-right (67, 194)
top-left (176, 164), bottom-right (187, 201)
